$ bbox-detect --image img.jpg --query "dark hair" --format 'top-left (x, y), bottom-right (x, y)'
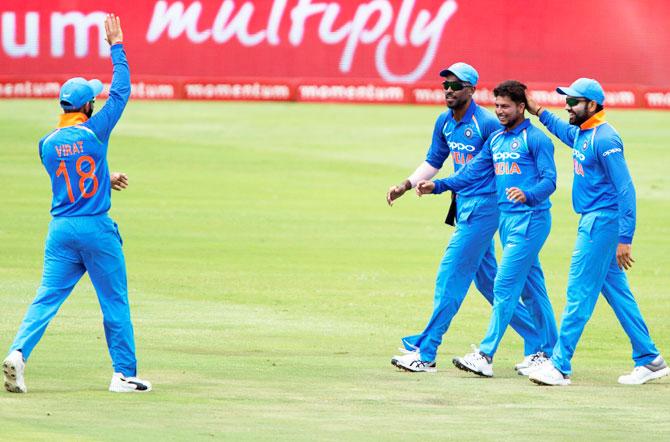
top-left (61, 101), bottom-right (91, 114)
top-left (493, 80), bottom-right (528, 106)
top-left (62, 106), bottom-right (84, 114)
top-left (595, 103), bottom-right (604, 113)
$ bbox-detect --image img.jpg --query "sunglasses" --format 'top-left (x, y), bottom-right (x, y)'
top-left (442, 81), bottom-right (471, 91)
top-left (566, 97), bottom-right (587, 107)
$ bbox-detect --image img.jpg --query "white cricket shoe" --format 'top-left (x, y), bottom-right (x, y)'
top-left (452, 345), bottom-right (493, 377)
top-left (3, 350), bottom-right (27, 393)
top-left (618, 356), bottom-right (669, 385)
top-left (528, 361), bottom-right (571, 386)
top-left (391, 351), bottom-right (437, 373)
top-left (514, 354), bottom-right (533, 371)
top-left (109, 373), bottom-right (152, 392)
top-left (517, 352), bottom-right (549, 376)
top-left (396, 347), bottom-right (414, 355)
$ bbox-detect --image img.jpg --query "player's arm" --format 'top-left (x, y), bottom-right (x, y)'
top-left (111, 172), bottom-right (128, 191)
top-left (598, 136), bottom-right (636, 270)
top-left (525, 90), bottom-right (578, 147)
top-left (421, 139), bottom-right (493, 195)
top-left (387, 114), bottom-right (449, 205)
top-left (38, 137), bottom-right (45, 163)
top-left (520, 133), bottom-right (557, 206)
top-left (387, 162), bottom-right (440, 205)
top-left (87, 14), bottom-right (131, 142)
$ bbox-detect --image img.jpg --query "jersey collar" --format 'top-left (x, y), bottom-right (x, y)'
top-left (505, 118), bottom-right (531, 135)
top-left (58, 112), bottom-right (89, 128)
top-left (580, 110), bottom-right (607, 130)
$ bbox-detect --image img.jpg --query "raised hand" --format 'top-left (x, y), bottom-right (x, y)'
top-left (104, 13), bottom-right (123, 46)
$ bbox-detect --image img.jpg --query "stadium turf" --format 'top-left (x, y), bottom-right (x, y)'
top-left (0, 99), bottom-right (669, 440)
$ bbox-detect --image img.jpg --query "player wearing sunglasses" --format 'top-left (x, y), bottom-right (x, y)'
top-left (523, 78), bottom-right (668, 386)
top-left (388, 64), bottom-right (544, 374)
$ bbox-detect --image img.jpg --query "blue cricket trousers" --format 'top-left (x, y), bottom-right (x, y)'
top-left (551, 210), bottom-right (659, 375)
top-left (479, 209), bottom-right (558, 358)
top-left (402, 194), bottom-right (542, 362)
top-left (10, 214), bottom-right (137, 376)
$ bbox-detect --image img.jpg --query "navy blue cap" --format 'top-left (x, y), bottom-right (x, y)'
top-left (556, 78), bottom-right (605, 105)
top-left (59, 77), bottom-right (103, 111)
top-left (439, 62), bottom-right (479, 86)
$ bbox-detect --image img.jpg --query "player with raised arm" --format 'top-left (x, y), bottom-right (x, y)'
top-left (388, 65), bottom-right (545, 374)
top-left (524, 78), bottom-right (668, 386)
top-left (416, 81), bottom-right (559, 378)
top-left (2, 14), bottom-right (151, 393)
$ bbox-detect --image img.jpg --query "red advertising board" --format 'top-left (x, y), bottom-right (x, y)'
top-left (2, 0), bottom-right (670, 107)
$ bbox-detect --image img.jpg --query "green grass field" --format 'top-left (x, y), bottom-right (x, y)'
top-left (0, 99), bottom-right (669, 440)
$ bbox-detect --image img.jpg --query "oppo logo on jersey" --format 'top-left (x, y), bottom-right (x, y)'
top-left (493, 151), bottom-right (521, 175)
top-left (492, 152), bottom-right (520, 161)
top-left (449, 141), bottom-right (476, 165)
top-left (572, 149), bottom-right (586, 161)
top-left (602, 147), bottom-right (622, 157)
top-left (448, 142), bottom-right (476, 152)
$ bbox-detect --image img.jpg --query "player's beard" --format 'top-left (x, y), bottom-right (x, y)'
top-left (569, 107), bottom-right (589, 126)
top-left (84, 106), bottom-right (93, 118)
top-left (503, 115), bottom-right (524, 129)
top-left (446, 93), bottom-right (467, 111)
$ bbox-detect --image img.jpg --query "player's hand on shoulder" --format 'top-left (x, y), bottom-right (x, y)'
top-left (111, 172), bottom-right (128, 191)
top-left (524, 90), bottom-right (542, 116)
top-left (104, 13), bottom-right (123, 46)
top-left (415, 180), bottom-right (434, 196)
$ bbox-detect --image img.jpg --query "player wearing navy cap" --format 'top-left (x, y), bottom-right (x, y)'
top-left (388, 65), bottom-right (544, 373)
top-left (2, 14), bottom-right (151, 394)
top-left (416, 81), bottom-right (559, 377)
top-left (524, 78), bottom-right (668, 386)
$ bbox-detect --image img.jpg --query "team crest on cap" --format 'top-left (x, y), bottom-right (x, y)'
top-left (582, 140), bottom-right (589, 151)
top-left (511, 140), bottom-right (520, 150)
top-left (464, 128), bottom-right (473, 138)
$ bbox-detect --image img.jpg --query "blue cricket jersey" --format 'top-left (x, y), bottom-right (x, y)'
top-left (433, 118), bottom-right (557, 213)
top-left (425, 99), bottom-right (500, 197)
top-left (539, 110), bottom-right (636, 243)
top-left (39, 44), bottom-right (131, 217)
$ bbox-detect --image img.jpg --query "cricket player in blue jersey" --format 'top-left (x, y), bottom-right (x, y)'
top-left (2, 14), bottom-right (151, 393)
top-left (388, 65), bottom-right (544, 373)
top-left (416, 81), bottom-right (559, 377)
top-left (523, 78), bottom-right (668, 386)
